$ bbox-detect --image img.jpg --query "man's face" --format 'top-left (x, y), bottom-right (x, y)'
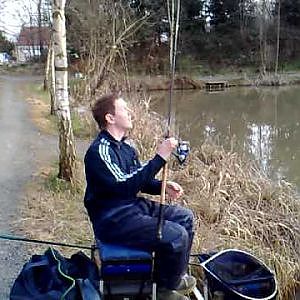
top-left (111, 98), bottom-right (133, 131)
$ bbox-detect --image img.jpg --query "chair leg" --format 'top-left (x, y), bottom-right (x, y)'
top-left (152, 282), bottom-right (157, 300)
top-left (203, 279), bottom-right (208, 300)
top-left (192, 286), bottom-right (205, 300)
top-left (100, 279), bottom-right (104, 299)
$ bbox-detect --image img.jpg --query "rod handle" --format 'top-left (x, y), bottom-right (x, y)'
top-left (157, 163), bottom-right (168, 240)
top-left (160, 164), bottom-right (168, 205)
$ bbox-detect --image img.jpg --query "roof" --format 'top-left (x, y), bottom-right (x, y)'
top-left (17, 26), bottom-right (50, 46)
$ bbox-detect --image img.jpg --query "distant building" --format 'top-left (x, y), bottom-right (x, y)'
top-left (16, 26), bottom-right (50, 62)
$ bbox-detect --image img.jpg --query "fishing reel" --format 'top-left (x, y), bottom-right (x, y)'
top-left (173, 140), bottom-right (190, 165)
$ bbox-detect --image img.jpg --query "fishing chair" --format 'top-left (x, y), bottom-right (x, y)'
top-left (92, 239), bottom-right (157, 300)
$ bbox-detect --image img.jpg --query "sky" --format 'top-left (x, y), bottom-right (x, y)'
top-left (0, 0), bottom-right (37, 40)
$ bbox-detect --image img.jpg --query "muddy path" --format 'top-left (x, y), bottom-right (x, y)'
top-left (0, 75), bottom-right (88, 297)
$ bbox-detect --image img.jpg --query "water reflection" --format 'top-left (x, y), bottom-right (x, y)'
top-left (151, 86), bottom-right (300, 188)
top-left (247, 123), bottom-right (273, 174)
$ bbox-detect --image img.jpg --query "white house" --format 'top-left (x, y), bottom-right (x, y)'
top-left (16, 26), bottom-right (50, 62)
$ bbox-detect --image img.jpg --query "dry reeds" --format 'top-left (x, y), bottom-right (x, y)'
top-left (129, 93), bottom-right (165, 158)
top-left (171, 144), bottom-right (300, 299)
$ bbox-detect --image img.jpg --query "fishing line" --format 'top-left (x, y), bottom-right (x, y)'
top-left (166, 0), bottom-right (180, 135)
top-left (0, 233), bottom-right (93, 250)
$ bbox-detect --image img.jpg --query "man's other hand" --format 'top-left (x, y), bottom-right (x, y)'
top-left (166, 181), bottom-right (184, 200)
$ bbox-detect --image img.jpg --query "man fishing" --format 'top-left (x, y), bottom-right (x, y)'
top-left (84, 93), bottom-right (196, 300)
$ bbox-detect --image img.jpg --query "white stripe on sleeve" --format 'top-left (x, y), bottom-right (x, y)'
top-left (98, 138), bottom-right (150, 183)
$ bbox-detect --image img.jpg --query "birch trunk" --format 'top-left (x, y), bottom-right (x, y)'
top-left (44, 40), bottom-right (51, 91)
top-left (49, 41), bottom-right (57, 115)
top-left (52, 0), bottom-right (76, 181)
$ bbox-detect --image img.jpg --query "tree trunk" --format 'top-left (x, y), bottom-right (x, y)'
top-left (52, 0), bottom-right (76, 182)
top-left (44, 38), bottom-right (51, 91)
top-left (259, 19), bottom-right (266, 75)
top-left (239, 0), bottom-right (245, 38)
top-left (275, 0), bottom-right (281, 75)
top-left (259, 0), bottom-right (267, 76)
top-left (49, 41), bottom-right (57, 115)
top-left (38, 0), bottom-right (43, 62)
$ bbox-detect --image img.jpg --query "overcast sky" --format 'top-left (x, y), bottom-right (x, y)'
top-left (1, 0), bottom-right (37, 40)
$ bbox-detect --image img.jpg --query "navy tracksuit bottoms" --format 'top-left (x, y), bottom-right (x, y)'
top-left (96, 198), bottom-right (194, 290)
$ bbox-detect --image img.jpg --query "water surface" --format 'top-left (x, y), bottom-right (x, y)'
top-left (152, 86), bottom-right (300, 188)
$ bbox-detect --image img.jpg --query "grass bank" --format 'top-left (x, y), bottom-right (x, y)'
top-left (24, 83), bottom-right (95, 138)
top-left (20, 83), bottom-right (300, 299)
top-left (0, 63), bottom-right (45, 76)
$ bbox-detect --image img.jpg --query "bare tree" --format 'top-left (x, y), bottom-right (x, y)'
top-left (275, 0), bottom-right (281, 75)
top-left (0, 1), bottom-right (7, 13)
top-left (67, 0), bottom-right (148, 101)
top-left (52, 0), bottom-right (76, 181)
top-left (42, 0), bottom-right (54, 95)
top-left (37, 0), bottom-right (43, 61)
top-left (258, 0), bottom-right (268, 76)
top-left (257, 0), bottom-right (276, 77)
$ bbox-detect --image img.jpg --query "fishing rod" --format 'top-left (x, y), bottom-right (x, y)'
top-left (157, 0), bottom-right (181, 240)
top-left (0, 233), bottom-right (93, 250)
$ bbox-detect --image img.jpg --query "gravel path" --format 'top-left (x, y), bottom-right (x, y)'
top-left (0, 75), bottom-right (41, 297)
top-left (0, 75), bottom-right (88, 297)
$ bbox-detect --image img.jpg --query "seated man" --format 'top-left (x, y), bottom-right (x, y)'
top-left (84, 93), bottom-right (196, 300)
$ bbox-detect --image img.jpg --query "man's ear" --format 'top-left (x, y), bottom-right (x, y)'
top-left (105, 113), bottom-right (115, 125)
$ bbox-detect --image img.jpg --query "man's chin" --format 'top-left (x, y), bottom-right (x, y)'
top-left (123, 125), bottom-right (132, 132)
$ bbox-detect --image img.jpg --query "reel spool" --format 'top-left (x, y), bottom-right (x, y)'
top-left (173, 140), bottom-right (190, 164)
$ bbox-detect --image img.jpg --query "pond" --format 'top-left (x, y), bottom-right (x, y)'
top-left (151, 85), bottom-right (300, 189)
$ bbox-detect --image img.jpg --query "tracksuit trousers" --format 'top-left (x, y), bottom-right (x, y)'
top-left (95, 197), bottom-right (194, 290)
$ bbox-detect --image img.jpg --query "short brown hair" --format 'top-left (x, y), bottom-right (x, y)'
top-left (92, 93), bottom-right (118, 129)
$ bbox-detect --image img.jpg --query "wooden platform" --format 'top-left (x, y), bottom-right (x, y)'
top-left (205, 81), bottom-right (229, 92)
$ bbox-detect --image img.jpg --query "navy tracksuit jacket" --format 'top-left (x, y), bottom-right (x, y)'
top-left (84, 130), bottom-right (194, 289)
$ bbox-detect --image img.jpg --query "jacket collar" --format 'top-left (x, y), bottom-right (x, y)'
top-left (99, 130), bottom-right (127, 146)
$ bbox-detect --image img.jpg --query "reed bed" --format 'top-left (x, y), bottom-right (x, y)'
top-left (20, 92), bottom-right (299, 299)
top-left (173, 145), bottom-right (299, 299)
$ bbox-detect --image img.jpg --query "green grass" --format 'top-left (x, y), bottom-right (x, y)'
top-left (281, 59), bottom-right (300, 72)
top-left (71, 111), bottom-right (95, 138)
top-left (45, 170), bottom-right (71, 193)
top-left (27, 83), bottom-right (50, 103)
top-left (26, 82), bottom-right (94, 138)
top-left (0, 63), bottom-right (45, 75)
